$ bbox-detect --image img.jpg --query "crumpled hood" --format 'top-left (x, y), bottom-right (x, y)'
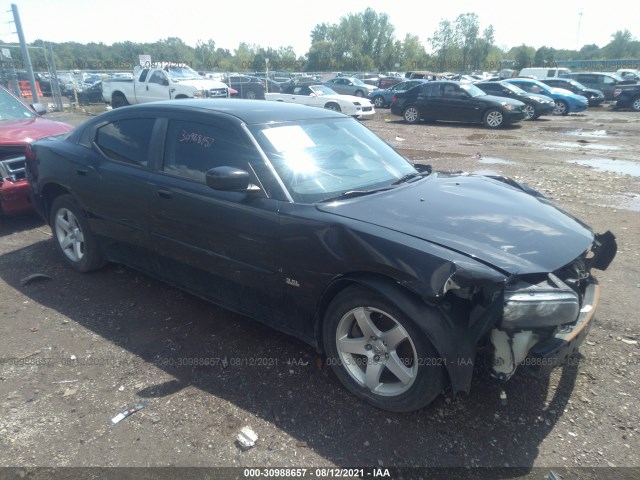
top-left (316, 173), bottom-right (594, 274)
top-left (0, 118), bottom-right (72, 145)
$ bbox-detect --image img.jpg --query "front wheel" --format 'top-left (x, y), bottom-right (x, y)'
top-left (322, 286), bottom-right (445, 412)
top-left (354, 90), bottom-right (365, 97)
top-left (523, 104), bottom-right (537, 120)
top-left (553, 100), bottom-right (569, 116)
top-left (245, 89), bottom-right (257, 100)
top-left (403, 105), bottom-right (420, 124)
top-left (324, 102), bottom-right (341, 112)
top-left (50, 195), bottom-right (105, 272)
top-left (483, 108), bottom-right (505, 128)
top-left (631, 96), bottom-right (640, 112)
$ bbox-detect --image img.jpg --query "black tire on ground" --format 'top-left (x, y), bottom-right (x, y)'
top-left (523, 104), bottom-right (537, 121)
top-left (631, 96), bottom-right (640, 112)
top-left (49, 195), bottom-right (105, 273)
top-left (354, 90), bottom-right (365, 97)
top-left (322, 285), bottom-right (445, 412)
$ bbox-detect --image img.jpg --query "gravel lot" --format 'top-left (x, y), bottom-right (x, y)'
top-left (1, 103), bottom-right (639, 480)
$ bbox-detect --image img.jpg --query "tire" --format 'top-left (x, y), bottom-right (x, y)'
top-left (523, 103), bottom-right (537, 121)
top-left (631, 96), bottom-right (640, 112)
top-left (483, 108), bottom-right (505, 128)
top-left (322, 286), bottom-right (445, 412)
top-left (553, 100), bottom-right (569, 116)
top-left (403, 105), bottom-right (420, 124)
top-left (324, 102), bottom-right (341, 112)
top-left (354, 90), bottom-right (365, 97)
top-left (372, 95), bottom-right (385, 108)
top-left (49, 195), bottom-right (105, 273)
top-left (111, 92), bottom-right (129, 109)
top-left (245, 89), bottom-right (257, 100)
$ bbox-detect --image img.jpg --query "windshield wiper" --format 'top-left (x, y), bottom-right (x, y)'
top-left (319, 186), bottom-right (397, 202)
top-left (391, 170), bottom-right (431, 185)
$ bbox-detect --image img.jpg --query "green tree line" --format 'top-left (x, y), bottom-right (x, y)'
top-left (4, 9), bottom-right (639, 73)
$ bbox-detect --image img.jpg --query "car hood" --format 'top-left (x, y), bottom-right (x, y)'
top-left (316, 173), bottom-right (594, 274)
top-left (482, 94), bottom-right (525, 106)
top-left (524, 93), bottom-right (554, 103)
top-left (0, 118), bottom-right (73, 145)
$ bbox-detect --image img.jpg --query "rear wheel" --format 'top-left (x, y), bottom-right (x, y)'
top-left (403, 106), bottom-right (420, 124)
top-left (50, 195), bottom-right (105, 272)
top-left (553, 100), bottom-right (569, 116)
top-left (483, 108), bottom-right (505, 128)
top-left (372, 95), bottom-right (385, 108)
top-left (631, 96), bottom-right (640, 112)
top-left (354, 90), bottom-right (365, 97)
top-left (323, 286), bottom-right (445, 412)
top-left (111, 92), bottom-right (129, 108)
top-left (245, 89), bottom-right (257, 100)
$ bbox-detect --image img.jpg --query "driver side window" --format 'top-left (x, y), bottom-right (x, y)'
top-left (148, 71), bottom-right (167, 85)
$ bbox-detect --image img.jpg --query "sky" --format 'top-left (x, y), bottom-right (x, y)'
top-left (0, 0), bottom-right (638, 58)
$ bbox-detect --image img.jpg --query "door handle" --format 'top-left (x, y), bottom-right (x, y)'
top-left (157, 190), bottom-right (172, 199)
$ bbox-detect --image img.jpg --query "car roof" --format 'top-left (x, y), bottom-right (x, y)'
top-left (100, 99), bottom-right (346, 125)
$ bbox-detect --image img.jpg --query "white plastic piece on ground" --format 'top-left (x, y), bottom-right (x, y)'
top-left (237, 426), bottom-right (258, 450)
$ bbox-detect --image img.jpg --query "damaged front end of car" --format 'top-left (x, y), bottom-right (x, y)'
top-left (488, 230), bottom-right (616, 381)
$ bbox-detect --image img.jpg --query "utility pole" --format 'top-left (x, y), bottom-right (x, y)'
top-left (10, 3), bottom-right (39, 103)
top-left (576, 8), bottom-right (584, 51)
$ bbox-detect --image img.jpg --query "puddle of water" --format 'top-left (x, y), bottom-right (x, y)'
top-left (543, 141), bottom-right (620, 151)
top-left (544, 127), bottom-right (609, 137)
top-left (479, 156), bottom-right (514, 165)
top-left (570, 158), bottom-right (640, 177)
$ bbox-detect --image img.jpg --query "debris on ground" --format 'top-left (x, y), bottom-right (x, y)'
top-left (236, 426), bottom-right (258, 451)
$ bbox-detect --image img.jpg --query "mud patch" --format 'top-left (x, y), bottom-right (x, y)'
top-left (543, 141), bottom-right (620, 151)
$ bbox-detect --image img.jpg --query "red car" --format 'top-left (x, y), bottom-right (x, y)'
top-left (0, 85), bottom-right (73, 215)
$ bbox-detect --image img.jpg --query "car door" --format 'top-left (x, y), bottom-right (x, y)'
top-left (136, 70), bottom-right (171, 103)
top-left (330, 78), bottom-right (348, 95)
top-left (146, 114), bottom-right (283, 323)
top-left (70, 116), bottom-right (158, 270)
top-left (291, 86), bottom-right (317, 107)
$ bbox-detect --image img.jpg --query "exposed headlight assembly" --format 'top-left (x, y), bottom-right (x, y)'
top-left (501, 273), bottom-right (579, 329)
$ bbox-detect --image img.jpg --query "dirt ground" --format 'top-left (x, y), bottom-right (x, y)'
top-left (1, 102), bottom-right (639, 479)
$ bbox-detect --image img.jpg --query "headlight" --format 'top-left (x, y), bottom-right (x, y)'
top-left (501, 273), bottom-right (579, 329)
top-left (193, 89), bottom-right (205, 98)
top-left (502, 103), bottom-right (515, 111)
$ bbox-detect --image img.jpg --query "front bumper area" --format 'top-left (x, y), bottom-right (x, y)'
top-left (526, 278), bottom-right (600, 376)
top-left (0, 178), bottom-right (32, 215)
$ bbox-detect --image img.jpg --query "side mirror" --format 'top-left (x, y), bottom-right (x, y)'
top-left (30, 103), bottom-right (47, 115)
top-left (206, 166), bottom-right (250, 191)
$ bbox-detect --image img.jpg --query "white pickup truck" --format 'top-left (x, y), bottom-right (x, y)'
top-left (101, 64), bottom-right (230, 108)
top-left (265, 84), bottom-right (375, 118)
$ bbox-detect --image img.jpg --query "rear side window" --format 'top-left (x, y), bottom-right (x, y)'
top-left (547, 70), bottom-right (556, 77)
top-left (163, 120), bottom-right (247, 182)
top-left (95, 118), bottom-right (155, 167)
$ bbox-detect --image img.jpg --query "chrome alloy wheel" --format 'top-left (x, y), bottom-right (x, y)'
top-left (54, 208), bottom-right (85, 263)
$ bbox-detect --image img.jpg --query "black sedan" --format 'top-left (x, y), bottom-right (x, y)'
top-left (475, 81), bottom-right (556, 120)
top-left (540, 78), bottom-right (606, 107)
top-left (222, 75), bottom-right (265, 100)
top-left (390, 81), bottom-right (527, 128)
top-left (67, 81), bottom-right (104, 106)
top-left (27, 100), bottom-right (616, 412)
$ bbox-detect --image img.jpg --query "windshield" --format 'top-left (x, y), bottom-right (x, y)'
top-left (351, 78), bottom-right (367, 86)
top-left (165, 66), bottom-right (202, 81)
top-left (0, 87), bottom-right (37, 120)
top-left (501, 82), bottom-right (527, 95)
top-left (249, 118), bottom-right (416, 203)
top-left (460, 83), bottom-right (486, 97)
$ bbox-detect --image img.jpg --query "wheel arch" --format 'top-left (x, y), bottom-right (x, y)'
top-left (41, 183), bottom-right (73, 226)
top-left (314, 272), bottom-right (487, 394)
